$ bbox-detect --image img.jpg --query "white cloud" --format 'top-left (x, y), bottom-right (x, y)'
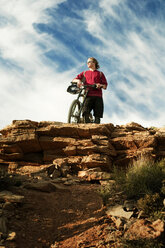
top-left (80, 0), bottom-right (165, 127)
top-left (99, 0), bottom-right (124, 19)
top-left (0, 0), bottom-right (74, 128)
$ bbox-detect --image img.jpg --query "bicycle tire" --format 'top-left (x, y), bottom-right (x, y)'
top-left (68, 100), bottom-right (81, 123)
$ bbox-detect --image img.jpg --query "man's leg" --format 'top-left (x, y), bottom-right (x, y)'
top-left (93, 97), bottom-right (103, 124)
top-left (83, 97), bottom-right (94, 123)
top-left (84, 113), bottom-right (90, 123)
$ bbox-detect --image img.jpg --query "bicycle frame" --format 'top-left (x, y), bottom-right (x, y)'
top-left (75, 86), bottom-right (89, 119)
top-left (68, 84), bottom-right (96, 123)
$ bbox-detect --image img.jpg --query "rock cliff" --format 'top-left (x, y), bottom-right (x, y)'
top-left (0, 120), bottom-right (165, 173)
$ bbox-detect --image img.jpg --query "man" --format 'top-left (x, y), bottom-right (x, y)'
top-left (72, 57), bottom-right (108, 124)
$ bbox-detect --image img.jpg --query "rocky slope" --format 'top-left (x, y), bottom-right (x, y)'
top-left (0, 120), bottom-right (165, 247)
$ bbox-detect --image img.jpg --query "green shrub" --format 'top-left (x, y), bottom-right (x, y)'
top-left (137, 193), bottom-right (164, 218)
top-left (112, 166), bottom-right (126, 185)
top-left (97, 183), bottom-right (116, 205)
top-left (121, 238), bottom-right (164, 248)
top-left (161, 180), bottom-right (165, 195)
top-left (123, 157), bottom-right (165, 198)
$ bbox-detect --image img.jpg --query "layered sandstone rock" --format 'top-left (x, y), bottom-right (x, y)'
top-left (0, 120), bottom-right (165, 173)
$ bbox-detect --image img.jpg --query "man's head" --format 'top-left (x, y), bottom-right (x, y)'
top-left (87, 57), bottom-right (100, 70)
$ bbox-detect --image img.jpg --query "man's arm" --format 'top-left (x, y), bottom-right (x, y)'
top-left (96, 83), bottom-right (107, 89)
top-left (72, 71), bottom-right (84, 87)
top-left (96, 72), bottom-right (107, 89)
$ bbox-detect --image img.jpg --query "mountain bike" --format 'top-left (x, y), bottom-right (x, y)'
top-left (67, 83), bottom-right (96, 123)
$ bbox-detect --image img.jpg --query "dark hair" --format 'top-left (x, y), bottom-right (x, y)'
top-left (88, 57), bottom-right (100, 69)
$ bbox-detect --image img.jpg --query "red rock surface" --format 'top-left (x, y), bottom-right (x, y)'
top-left (0, 120), bottom-right (165, 173)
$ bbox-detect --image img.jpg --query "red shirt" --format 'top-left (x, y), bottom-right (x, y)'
top-left (75, 70), bottom-right (108, 97)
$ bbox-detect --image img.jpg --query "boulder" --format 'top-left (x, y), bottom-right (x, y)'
top-left (106, 205), bottom-right (134, 220)
top-left (23, 181), bottom-right (58, 192)
top-left (78, 168), bottom-right (111, 181)
top-left (124, 219), bottom-right (164, 240)
top-left (0, 191), bottom-right (24, 203)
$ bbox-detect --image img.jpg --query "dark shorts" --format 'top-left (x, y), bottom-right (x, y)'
top-left (83, 96), bottom-right (104, 118)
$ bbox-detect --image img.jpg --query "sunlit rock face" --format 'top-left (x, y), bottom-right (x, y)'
top-left (0, 120), bottom-right (164, 172)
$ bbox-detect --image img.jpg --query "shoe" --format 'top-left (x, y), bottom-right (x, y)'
top-left (94, 117), bottom-right (100, 124)
top-left (84, 114), bottom-right (90, 123)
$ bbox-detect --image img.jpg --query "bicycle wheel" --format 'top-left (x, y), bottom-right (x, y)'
top-left (68, 100), bottom-right (81, 123)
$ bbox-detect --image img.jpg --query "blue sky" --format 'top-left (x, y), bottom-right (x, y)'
top-left (0, 0), bottom-right (165, 129)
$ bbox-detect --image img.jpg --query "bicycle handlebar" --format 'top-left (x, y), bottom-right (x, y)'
top-left (70, 82), bottom-right (103, 89)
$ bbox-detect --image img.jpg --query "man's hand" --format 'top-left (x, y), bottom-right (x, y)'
top-left (102, 84), bottom-right (107, 89)
top-left (77, 81), bottom-right (82, 88)
top-left (96, 84), bottom-right (107, 89)
top-left (72, 79), bottom-right (82, 88)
